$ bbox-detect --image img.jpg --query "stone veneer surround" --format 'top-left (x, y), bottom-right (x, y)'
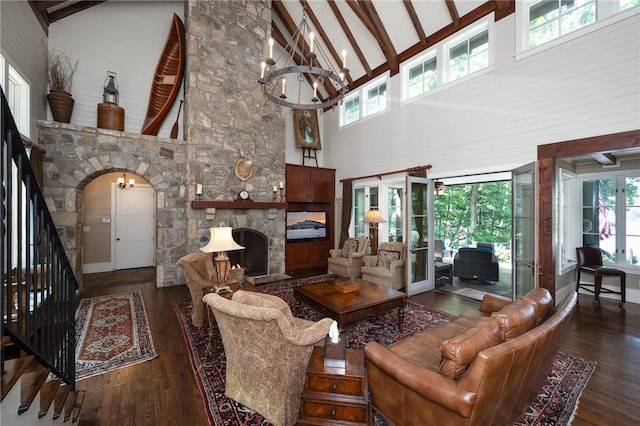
top-left (38, 1), bottom-right (287, 288)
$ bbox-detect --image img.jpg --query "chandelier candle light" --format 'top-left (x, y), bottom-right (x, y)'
top-left (200, 227), bottom-right (245, 288)
top-left (258, 6), bottom-right (349, 110)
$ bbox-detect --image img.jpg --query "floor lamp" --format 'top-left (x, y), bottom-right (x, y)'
top-left (200, 227), bottom-right (244, 286)
top-left (363, 210), bottom-right (386, 256)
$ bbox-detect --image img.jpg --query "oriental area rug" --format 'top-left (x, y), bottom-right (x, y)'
top-left (173, 275), bottom-right (595, 426)
top-left (75, 291), bottom-right (158, 381)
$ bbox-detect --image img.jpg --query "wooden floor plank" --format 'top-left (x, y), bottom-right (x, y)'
top-left (75, 268), bottom-right (640, 426)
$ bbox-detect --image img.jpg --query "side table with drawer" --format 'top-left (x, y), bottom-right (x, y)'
top-left (296, 346), bottom-right (368, 425)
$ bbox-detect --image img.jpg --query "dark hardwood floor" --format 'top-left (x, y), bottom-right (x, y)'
top-left (76, 268), bottom-right (639, 426)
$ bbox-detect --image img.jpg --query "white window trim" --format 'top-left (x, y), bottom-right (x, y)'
top-left (516, 0), bottom-right (640, 61)
top-left (401, 48), bottom-right (438, 101)
top-left (443, 15), bottom-right (494, 84)
top-left (362, 74), bottom-right (389, 118)
top-left (8, 65), bottom-right (30, 137)
top-left (340, 91), bottom-right (361, 127)
top-left (575, 169), bottom-right (640, 273)
top-left (558, 168), bottom-right (579, 274)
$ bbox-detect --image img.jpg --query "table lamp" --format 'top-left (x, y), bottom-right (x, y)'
top-left (363, 210), bottom-right (386, 256)
top-left (200, 227), bottom-right (244, 285)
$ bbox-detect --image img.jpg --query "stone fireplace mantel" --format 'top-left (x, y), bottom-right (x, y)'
top-left (191, 200), bottom-right (287, 209)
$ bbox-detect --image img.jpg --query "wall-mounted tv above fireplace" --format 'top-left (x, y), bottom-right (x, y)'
top-left (286, 211), bottom-right (327, 242)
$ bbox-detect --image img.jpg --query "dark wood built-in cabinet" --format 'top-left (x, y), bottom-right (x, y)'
top-left (285, 164), bottom-right (335, 274)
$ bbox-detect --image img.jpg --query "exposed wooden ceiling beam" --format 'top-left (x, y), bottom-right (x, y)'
top-left (357, 0), bottom-right (399, 74)
top-left (48, 1), bottom-right (106, 24)
top-left (300, 0), bottom-right (353, 86)
top-left (445, 0), bottom-right (460, 26)
top-left (327, 0), bottom-right (372, 78)
top-left (271, 0), bottom-right (338, 101)
top-left (403, 0), bottom-right (427, 46)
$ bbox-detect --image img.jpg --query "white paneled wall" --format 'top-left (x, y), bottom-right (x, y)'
top-left (0, 1), bottom-right (49, 138)
top-left (48, 1), bottom-right (184, 138)
top-left (322, 12), bottom-right (640, 198)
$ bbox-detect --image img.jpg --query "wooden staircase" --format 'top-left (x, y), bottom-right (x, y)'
top-left (1, 337), bottom-right (86, 424)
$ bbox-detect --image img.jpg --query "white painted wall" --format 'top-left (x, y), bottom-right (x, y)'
top-left (321, 12), bottom-right (640, 196)
top-left (48, 1), bottom-right (185, 138)
top-left (0, 1), bottom-right (49, 138)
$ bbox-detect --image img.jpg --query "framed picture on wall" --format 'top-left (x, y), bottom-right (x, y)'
top-left (294, 109), bottom-right (322, 150)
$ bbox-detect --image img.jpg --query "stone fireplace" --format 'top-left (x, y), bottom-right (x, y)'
top-left (38, 1), bottom-right (287, 288)
top-left (229, 228), bottom-right (269, 276)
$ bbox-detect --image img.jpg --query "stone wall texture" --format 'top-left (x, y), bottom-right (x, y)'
top-left (38, 0), bottom-right (287, 288)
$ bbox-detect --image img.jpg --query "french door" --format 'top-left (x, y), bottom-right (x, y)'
top-left (405, 176), bottom-right (432, 296)
top-left (512, 163), bottom-right (536, 299)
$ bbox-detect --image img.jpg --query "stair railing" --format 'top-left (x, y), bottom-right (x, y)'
top-left (1, 86), bottom-right (77, 387)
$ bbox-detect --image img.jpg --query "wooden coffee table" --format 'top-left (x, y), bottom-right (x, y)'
top-left (293, 277), bottom-right (407, 332)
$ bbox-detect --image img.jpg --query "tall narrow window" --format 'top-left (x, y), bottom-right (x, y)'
top-left (624, 176), bottom-right (640, 265)
top-left (7, 65), bottom-right (30, 137)
top-left (448, 29), bottom-right (489, 81)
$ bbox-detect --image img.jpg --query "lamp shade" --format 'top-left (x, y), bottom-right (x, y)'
top-left (363, 210), bottom-right (386, 224)
top-left (200, 227), bottom-right (244, 253)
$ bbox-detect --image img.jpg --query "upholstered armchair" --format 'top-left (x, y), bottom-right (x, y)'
top-left (327, 237), bottom-right (370, 278)
top-left (177, 251), bottom-right (244, 327)
top-left (203, 290), bottom-right (333, 426)
top-left (361, 241), bottom-right (407, 291)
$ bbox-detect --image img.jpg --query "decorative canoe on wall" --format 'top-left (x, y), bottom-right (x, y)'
top-left (141, 13), bottom-right (185, 136)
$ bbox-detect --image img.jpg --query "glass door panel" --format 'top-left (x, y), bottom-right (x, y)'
top-left (406, 176), bottom-right (431, 296)
top-left (512, 163), bottom-right (536, 299)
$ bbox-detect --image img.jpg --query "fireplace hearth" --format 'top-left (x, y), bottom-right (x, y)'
top-left (228, 228), bottom-right (268, 277)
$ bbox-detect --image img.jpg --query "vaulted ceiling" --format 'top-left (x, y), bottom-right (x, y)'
top-left (30, 0), bottom-right (514, 93)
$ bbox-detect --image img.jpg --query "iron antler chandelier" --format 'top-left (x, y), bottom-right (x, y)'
top-left (258, 6), bottom-right (349, 111)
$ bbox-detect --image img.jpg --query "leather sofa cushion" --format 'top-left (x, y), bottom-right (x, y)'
top-left (522, 288), bottom-right (554, 324)
top-left (491, 299), bottom-right (536, 341)
top-left (439, 317), bottom-right (502, 379)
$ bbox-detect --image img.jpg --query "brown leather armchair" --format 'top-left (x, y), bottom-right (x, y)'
top-left (177, 251), bottom-right (244, 327)
top-left (327, 237), bottom-right (370, 278)
top-left (203, 290), bottom-right (333, 426)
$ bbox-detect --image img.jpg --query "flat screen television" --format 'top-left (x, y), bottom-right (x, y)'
top-left (286, 211), bottom-right (327, 242)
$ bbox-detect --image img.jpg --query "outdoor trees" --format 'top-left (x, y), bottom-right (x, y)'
top-left (434, 181), bottom-right (512, 259)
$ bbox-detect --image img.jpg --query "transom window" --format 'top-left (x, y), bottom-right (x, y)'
top-left (407, 55), bottom-right (437, 99)
top-left (340, 75), bottom-right (388, 126)
top-left (364, 79), bottom-right (387, 117)
top-left (520, 0), bottom-right (639, 53)
top-left (342, 94), bottom-right (360, 126)
top-left (447, 29), bottom-right (489, 82)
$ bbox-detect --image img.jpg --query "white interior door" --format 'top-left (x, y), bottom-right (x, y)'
top-left (113, 184), bottom-right (156, 270)
top-left (406, 176), bottom-right (432, 296)
top-left (512, 163), bottom-right (536, 299)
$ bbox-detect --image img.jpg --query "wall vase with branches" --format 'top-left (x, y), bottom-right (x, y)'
top-left (46, 46), bottom-right (78, 123)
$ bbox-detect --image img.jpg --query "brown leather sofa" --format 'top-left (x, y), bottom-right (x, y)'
top-left (364, 288), bottom-right (577, 426)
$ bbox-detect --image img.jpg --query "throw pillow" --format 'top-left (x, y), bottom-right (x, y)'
top-left (440, 317), bottom-right (502, 380)
top-left (376, 249), bottom-right (401, 268)
top-left (342, 239), bottom-right (358, 257)
top-left (491, 299), bottom-right (536, 341)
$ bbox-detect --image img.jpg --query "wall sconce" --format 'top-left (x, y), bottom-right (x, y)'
top-left (363, 209), bottom-right (386, 256)
top-left (117, 173), bottom-right (135, 190)
top-left (434, 180), bottom-right (446, 196)
top-left (199, 227), bottom-right (245, 285)
top-left (103, 71), bottom-right (119, 105)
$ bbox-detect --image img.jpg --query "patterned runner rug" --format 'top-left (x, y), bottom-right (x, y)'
top-left (75, 291), bottom-right (158, 381)
top-left (173, 274), bottom-right (595, 426)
